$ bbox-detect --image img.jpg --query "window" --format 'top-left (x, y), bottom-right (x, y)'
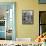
top-left (39, 0), bottom-right (46, 4)
top-left (39, 11), bottom-right (46, 35)
top-left (0, 2), bottom-right (16, 40)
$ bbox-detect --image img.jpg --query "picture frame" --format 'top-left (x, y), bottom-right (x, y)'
top-left (39, 0), bottom-right (46, 4)
top-left (22, 10), bottom-right (33, 24)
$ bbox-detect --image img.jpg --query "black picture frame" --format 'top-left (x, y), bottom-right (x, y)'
top-left (22, 10), bottom-right (33, 24)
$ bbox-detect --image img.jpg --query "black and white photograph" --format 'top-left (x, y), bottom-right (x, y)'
top-left (22, 10), bottom-right (33, 24)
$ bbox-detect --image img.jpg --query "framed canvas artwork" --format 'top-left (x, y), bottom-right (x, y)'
top-left (22, 10), bottom-right (33, 24)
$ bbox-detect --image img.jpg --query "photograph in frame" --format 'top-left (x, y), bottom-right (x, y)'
top-left (22, 10), bottom-right (33, 24)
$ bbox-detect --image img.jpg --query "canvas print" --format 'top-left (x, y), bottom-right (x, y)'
top-left (22, 10), bottom-right (33, 24)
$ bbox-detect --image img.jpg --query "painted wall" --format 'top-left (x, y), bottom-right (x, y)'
top-left (0, 0), bottom-right (46, 40)
top-left (16, 0), bottom-right (39, 40)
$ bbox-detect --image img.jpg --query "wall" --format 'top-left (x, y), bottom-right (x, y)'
top-left (16, 0), bottom-right (39, 40)
top-left (0, 0), bottom-right (46, 41)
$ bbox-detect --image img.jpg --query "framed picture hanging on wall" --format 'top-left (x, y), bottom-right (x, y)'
top-left (22, 10), bottom-right (33, 24)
